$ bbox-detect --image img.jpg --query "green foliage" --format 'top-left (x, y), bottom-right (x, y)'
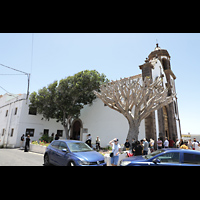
top-left (29, 70), bottom-right (108, 138)
top-left (39, 134), bottom-right (52, 143)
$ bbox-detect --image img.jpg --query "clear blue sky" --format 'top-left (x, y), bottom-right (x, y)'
top-left (0, 33), bottom-right (199, 135)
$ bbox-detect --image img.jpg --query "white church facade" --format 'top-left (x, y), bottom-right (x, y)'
top-left (0, 44), bottom-right (181, 149)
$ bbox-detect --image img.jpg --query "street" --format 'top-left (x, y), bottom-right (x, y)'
top-left (0, 148), bottom-right (44, 166)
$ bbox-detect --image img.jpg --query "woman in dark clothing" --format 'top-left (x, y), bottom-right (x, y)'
top-left (24, 135), bottom-right (30, 152)
top-left (134, 141), bottom-right (143, 156)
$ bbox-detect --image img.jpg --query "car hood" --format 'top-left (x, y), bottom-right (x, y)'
top-left (122, 155), bottom-right (146, 162)
top-left (73, 151), bottom-right (104, 162)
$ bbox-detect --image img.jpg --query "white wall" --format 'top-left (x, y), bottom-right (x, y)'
top-left (0, 94), bottom-right (64, 148)
top-left (80, 98), bottom-right (146, 148)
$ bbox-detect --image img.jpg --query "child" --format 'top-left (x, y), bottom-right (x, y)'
top-left (124, 139), bottom-right (130, 151)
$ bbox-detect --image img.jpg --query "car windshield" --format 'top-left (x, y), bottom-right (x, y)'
top-left (67, 142), bottom-right (93, 152)
top-left (143, 149), bottom-right (165, 159)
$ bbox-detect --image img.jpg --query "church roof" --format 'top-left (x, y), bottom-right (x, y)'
top-left (148, 43), bottom-right (170, 60)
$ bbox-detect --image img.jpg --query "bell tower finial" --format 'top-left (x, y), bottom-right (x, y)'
top-left (156, 39), bottom-right (159, 48)
top-left (156, 42), bottom-right (159, 48)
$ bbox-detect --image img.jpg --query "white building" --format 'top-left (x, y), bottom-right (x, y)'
top-left (0, 93), bottom-right (64, 148)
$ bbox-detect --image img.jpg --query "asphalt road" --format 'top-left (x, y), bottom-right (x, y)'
top-left (0, 148), bottom-right (44, 166)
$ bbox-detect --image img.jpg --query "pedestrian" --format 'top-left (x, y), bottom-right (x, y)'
top-left (157, 138), bottom-right (162, 149)
top-left (188, 139), bottom-right (193, 149)
top-left (124, 138), bottom-right (130, 151)
top-left (169, 139), bottom-right (175, 148)
top-left (180, 141), bottom-right (188, 149)
top-left (134, 141), bottom-right (143, 156)
top-left (50, 133), bottom-right (55, 142)
top-left (24, 135), bottom-right (30, 152)
top-left (150, 138), bottom-right (154, 152)
top-left (179, 139), bottom-right (183, 147)
top-left (164, 137), bottom-right (169, 148)
top-left (192, 138), bottom-right (199, 150)
top-left (143, 138), bottom-right (149, 155)
top-left (20, 134), bottom-right (25, 149)
top-left (109, 138), bottom-right (121, 166)
top-left (96, 136), bottom-right (100, 151)
top-left (175, 138), bottom-right (180, 148)
top-left (131, 138), bottom-right (136, 155)
top-left (86, 134), bottom-right (92, 147)
top-left (55, 133), bottom-right (59, 140)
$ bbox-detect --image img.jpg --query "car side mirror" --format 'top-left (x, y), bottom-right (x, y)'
top-left (62, 148), bottom-right (68, 153)
top-left (153, 158), bottom-right (161, 164)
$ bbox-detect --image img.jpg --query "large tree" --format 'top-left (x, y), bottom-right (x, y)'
top-left (93, 75), bottom-right (175, 141)
top-left (29, 70), bottom-right (108, 139)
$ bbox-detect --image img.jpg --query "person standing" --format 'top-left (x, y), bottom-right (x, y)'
top-left (131, 138), bottom-right (136, 155)
top-left (188, 139), bottom-right (193, 149)
top-left (180, 141), bottom-right (188, 149)
top-left (55, 133), bottom-right (59, 140)
top-left (164, 137), bottom-right (169, 148)
top-left (24, 135), bottom-right (30, 152)
top-left (86, 134), bottom-right (92, 147)
top-left (150, 138), bottom-right (154, 152)
top-left (109, 138), bottom-right (121, 166)
top-left (143, 138), bottom-right (149, 155)
top-left (134, 141), bottom-right (143, 156)
top-left (96, 136), bottom-right (100, 151)
top-left (20, 134), bottom-right (25, 149)
top-left (169, 139), bottom-right (175, 148)
top-left (157, 138), bottom-right (162, 149)
top-left (124, 139), bottom-right (130, 151)
top-left (192, 138), bottom-right (199, 150)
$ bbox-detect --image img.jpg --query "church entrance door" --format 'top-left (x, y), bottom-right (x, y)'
top-left (71, 120), bottom-right (82, 140)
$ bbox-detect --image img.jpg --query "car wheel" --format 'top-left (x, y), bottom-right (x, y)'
top-left (44, 154), bottom-right (50, 166)
top-left (68, 161), bottom-right (75, 166)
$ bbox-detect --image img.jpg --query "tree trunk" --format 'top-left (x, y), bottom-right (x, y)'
top-left (126, 120), bottom-right (140, 142)
top-left (64, 125), bottom-right (70, 139)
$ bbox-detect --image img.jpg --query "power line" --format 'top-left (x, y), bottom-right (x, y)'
top-left (0, 63), bottom-right (29, 75)
top-left (0, 63), bottom-right (30, 100)
top-left (0, 74), bottom-right (25, 75)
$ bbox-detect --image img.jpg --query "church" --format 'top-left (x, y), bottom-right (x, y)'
top-left (72, 44), bottom-right (182, 148)
top-left (0, 44), bottom-right (182, 149)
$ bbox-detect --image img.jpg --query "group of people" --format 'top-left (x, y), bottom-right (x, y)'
top-left (124, 138), bottom-right (155, 157)
top-left (124, 137), bottom-right (200, 158)
top-left (177, 138), bottom-right (200, 150)
top-left (85, 134), bottom-right (101, 151)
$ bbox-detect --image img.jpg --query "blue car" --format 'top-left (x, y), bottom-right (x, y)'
top-left (44, 140), bottom-right (106, 166)
top-left (120, 148), bottom-right (200, 166)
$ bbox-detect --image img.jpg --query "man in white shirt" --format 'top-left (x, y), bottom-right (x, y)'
top-left (192, 138), bottom-right (200, 151)
top-left (164, 137), bottom-right (169, 148)
top-left (109, 138), bottom-right (121, 166)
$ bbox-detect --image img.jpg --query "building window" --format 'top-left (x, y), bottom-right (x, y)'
top-left (43, 129), bottom-right (49, 135)
top-left (2, 129), bottom-right (5, 136)
top-left (57, 130), bottom-right (63, 137)
top-left (14, 107), bottom-right (18, 115)
top-left (28, 107), bottom-right (37, 115)
top-left (25, 129), bottom-right (35, 137)
top-left (5, 110), bottom-right (8, 117)
top-left (10, 129), bottom-right (14, 137)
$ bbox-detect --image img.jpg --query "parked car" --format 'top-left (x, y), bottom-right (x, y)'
top-left (44, 139), bottom-right (106, 166)
top-left (120, 148), bottom-right (200, 166)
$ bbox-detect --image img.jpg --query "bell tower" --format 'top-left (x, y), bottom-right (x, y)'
top-left (139, 43), bottom-right (181, 144)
